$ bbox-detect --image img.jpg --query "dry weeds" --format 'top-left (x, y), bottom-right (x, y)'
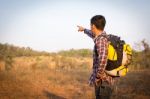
top-left (0, 56), bottom-right (150, 99)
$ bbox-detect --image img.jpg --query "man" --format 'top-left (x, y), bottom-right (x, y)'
top-left (77, 15), bottom-right (114, 99)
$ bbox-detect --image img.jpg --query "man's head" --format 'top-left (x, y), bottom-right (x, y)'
top-left (90, 15), bottom-right (106, 35)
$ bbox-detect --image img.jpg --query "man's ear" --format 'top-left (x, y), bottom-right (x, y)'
top-left (92, 24), bottom-right (96, 29)
top-left (91, 24), bottom-right (95, 29)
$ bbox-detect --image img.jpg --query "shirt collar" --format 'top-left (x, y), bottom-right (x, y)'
top-left (94, 31), bottom-right (106, 41)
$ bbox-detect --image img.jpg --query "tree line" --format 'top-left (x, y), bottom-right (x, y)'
top-left (0, 40), bottom-right (150, 70)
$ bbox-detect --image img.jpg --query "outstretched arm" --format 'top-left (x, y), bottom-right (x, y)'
top-left (77, 25), bottom-right (95, 39)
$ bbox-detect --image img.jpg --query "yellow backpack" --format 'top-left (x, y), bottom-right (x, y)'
top-left (105, 43), bottom-right (132, 77)
top-left (95, 34), bottom-right (132, 77)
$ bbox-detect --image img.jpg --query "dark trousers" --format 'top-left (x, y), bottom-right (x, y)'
top-left (95, 81), bottom-right (113, 99)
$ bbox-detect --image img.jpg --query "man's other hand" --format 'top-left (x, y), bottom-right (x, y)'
top-left (77, 25), bottom-right (85, 32)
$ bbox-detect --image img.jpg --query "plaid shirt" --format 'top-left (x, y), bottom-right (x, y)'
top-left (84, 29), bottom-right (113, 86)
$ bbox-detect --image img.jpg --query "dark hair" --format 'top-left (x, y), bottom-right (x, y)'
top-left (90, 15), bottom-right (106, 30)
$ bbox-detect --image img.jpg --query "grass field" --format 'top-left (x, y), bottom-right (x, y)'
top-left (0, 56), bottom-right (150, 99)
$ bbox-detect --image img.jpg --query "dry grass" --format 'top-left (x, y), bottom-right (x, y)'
top-left (112, 70), bottom-right (150, 99)
top-left (0, 56), bottom-right (150, 99)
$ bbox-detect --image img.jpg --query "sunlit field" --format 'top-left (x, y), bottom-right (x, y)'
top-left (0, 55), bottom-right (150, 99)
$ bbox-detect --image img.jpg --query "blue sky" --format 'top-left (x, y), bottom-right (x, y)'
top-left (0, 0), bottom-right (150, 52)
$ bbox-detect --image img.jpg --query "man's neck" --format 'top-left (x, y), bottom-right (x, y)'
top-left (94, 29), bottom-right (103, 38)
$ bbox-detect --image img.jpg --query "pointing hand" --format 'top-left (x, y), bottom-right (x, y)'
top-left (77, 25), bottom-right (85, 32)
